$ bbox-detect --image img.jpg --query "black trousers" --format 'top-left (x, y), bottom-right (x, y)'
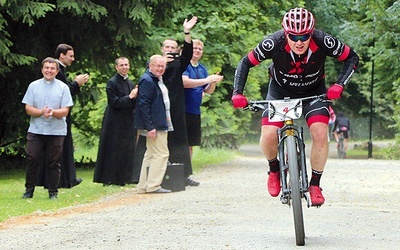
top-left (25, 133), bottom-right (64, 194)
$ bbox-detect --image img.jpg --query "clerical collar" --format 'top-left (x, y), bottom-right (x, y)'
top-left (119, 73), bottom-right (129, 80)
top-left (55, 59), bottom-right (66, 68)
top-left (43, 79), bottom-right (54, 84)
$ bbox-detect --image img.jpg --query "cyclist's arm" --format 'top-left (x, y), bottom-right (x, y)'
top-left (233, 32), bottom-right (281, 95)
top-left (336, 48), bottom-right (359, 87)
top-left (233, 56), bottom-right (254, 95)
top-left (313, 30), bottom-right (359, 88)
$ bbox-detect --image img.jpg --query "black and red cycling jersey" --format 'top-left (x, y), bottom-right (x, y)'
top-left (233, 29), bottom-right (359, 96)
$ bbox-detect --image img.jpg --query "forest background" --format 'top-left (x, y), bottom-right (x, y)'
top-left (0, 0), bottom-right (399, 169)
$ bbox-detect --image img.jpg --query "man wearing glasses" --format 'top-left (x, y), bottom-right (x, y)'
top-left (231, 8), bottom-right (359, 206)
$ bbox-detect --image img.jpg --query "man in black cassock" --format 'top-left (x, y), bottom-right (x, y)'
top-left (93, 57), bottom-right (138, 186)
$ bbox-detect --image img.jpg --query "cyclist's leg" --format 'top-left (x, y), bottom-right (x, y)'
top-left (260, 84), bottom-right (286, 196)
top-left (333, 131), bottom-right (339, 143)
top-left (304, 103), bottom-right (329, 206)
top-left (260, 117), bottom-right (283, 197)
top-left (343, 131), bottom-right (349, 151)
top-left (309, 122), bottom-right (329, 172)
top-left (260, 124), bottom-right (280, 160)
top-left (260, 89), bottom-right (283, 162)
top-left (304, 101), bottom-right (330, 172)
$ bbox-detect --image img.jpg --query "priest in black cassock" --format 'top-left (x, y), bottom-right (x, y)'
top-left (93, 57), bottom-right (138, 186)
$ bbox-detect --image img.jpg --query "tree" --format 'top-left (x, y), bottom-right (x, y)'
top-left (0, 0), bottom-right (187, 156)
top-left (308, 0), bottom-right (399, 139)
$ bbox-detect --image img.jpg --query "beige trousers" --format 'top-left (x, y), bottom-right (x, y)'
top-left (137, 131), bottom-right (169, 193)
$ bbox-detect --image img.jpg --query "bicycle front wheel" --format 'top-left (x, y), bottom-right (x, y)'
top-left (287, 136), bottom-right (305, 246)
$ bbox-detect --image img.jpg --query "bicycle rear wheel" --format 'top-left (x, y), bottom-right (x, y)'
top-left (287, 136), bottom-right (305, 246)
top-left (338, 138), bottom-right (345, 159)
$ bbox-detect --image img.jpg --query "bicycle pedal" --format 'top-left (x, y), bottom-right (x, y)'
top-left (280, 195), bottom-right (289, 205)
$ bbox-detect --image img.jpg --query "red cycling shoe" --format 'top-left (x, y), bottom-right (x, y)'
top-left (267, 171), bottom-right (281, 197)
top-left (309, 185), bottom-right (325, 206)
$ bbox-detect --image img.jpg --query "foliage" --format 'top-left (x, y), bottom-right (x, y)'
top-left (0, 0), bottom-right (187, 156)
top-left (308, 0), bottom-right (399, 141)
top-left (0, 0), bottom-right (399, 162)
top-left (177, 0), bottom-right (300, 148)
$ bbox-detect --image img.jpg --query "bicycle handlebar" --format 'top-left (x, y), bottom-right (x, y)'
top-left (243, 94), bottom-right (329, 112)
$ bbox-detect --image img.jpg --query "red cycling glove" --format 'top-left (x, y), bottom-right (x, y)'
top-left (327, 84), bottom-right (344, 100)
top-left (231, 94), bottom-right (248, 108)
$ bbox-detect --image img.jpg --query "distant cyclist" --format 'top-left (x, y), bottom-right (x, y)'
top-left (231, 8), bottom-right (359, 206)
top-left (333, 112), bottom-right (351, 153)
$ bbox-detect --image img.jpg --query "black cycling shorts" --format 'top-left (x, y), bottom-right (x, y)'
top-left (261, 86), bottom-right (329, 127)
top-left (336, 128), bottom-right (349, 139)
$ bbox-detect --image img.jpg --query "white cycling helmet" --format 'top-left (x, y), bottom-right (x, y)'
top-left (282, 8), bottom-right (315, 35)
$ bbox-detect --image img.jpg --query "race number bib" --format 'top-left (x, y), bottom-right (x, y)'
top-left (268, 99), bottom-right (303, 122)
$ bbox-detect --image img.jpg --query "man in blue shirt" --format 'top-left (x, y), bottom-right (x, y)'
top-left (182, 39), bottom-right (223, 186)
top-left (21, 57), bottom-right (73, 199)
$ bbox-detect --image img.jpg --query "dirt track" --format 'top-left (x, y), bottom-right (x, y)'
top-left (1, 143), bottom-right (400, 249)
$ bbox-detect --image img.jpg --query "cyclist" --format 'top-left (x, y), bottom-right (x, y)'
top-left (332, 112), bottom-right (351, 154)
top-left (231, 8), bottom-right (359, 206)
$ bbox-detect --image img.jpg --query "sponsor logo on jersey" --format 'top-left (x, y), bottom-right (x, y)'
top-left (261, 39), bottom-right (274, 52)
top-left (324, 36), bottom-right (335, 49)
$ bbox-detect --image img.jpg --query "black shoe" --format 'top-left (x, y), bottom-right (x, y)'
top-left (72, 178), bottom-right (83, 187)
top-left (185, 177), bottom-right (200, 186)
top-left (22, 192), bottom-right (33, 199)
top-left (49, 193), bottom-right (58, 200)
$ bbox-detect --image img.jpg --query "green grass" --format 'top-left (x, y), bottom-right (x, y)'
top-left (345, 141), bottom-right (392, 159)
top-left (0, 169), bottom-right (127, 223)
top-left (0, 147), bottom-right (236, 223)
top-left (191, 146), bottom-right (235, 170)
top-left (346, 147), bottom-right (386, 159)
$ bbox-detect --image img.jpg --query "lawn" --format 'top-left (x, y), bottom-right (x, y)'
top-left (0, 147), bottom-right (236, 223)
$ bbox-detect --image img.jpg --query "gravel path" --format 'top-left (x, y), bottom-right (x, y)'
top-left (1, 143), bottom-right (400, 249)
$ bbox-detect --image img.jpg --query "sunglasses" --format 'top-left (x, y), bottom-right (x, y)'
top-left (288, 33), bottom-right (311, 42)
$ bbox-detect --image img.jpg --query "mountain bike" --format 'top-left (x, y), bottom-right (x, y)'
top-left (337, 132), bottom-right (346, 159)
top-left (244, 94), bottom-right (329, 246)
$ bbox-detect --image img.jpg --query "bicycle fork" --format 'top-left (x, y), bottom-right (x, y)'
top-left (277, 121), bottom-right (309, 206)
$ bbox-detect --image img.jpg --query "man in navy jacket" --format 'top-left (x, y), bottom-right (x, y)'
top-left (135, 55), bottom-right (172, 194)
